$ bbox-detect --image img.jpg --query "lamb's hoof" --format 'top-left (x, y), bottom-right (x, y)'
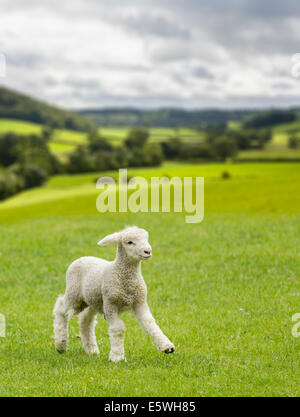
top-left (164, 346), bottom-right (175, 354)
top-left (55, 341), bottom-right (67, 353)
top-left (86, 347), bottom-right (100, 355)
top-left (160, 341), bottom-right (175, 354)
top-left (109, 352), bottom-right (126, 363)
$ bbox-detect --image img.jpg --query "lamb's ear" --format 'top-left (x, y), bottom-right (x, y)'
top-left (97, 232), bottom-right (121, 246)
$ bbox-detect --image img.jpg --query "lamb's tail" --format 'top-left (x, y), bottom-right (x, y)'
top-left (53, 294), bottom-right (69, 353)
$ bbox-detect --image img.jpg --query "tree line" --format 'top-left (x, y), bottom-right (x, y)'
top-left (0, 131), bottom-right (59, 200)
top-left (80, 108), bottom-right (297, 128)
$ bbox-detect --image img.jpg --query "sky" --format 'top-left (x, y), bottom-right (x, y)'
top-left (0, 0), bottom-right (300, 110)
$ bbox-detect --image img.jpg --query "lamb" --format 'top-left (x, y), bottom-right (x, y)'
top-left (53, 226), bottom-right (175, 362)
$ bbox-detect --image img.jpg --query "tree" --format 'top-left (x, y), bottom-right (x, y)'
top-left (143, 143), bottom-right (164, 166)
top-left (11, 164), bottom-right (48, 188)
top-left (124, 128), bottom-right (149, 149)
top-left (0, 172), bottom-right (22, 200)
top-left (17, 134), bottom-right (60, 174)
top-left (161, 137), bottom-right (184, 160)
top-left (114, 146), bottom-right (129, 168)
top-left (0, 132), bottom-right (60, 174)
top-left (92, 151), bottom-right (110, 171)
top-left (88, 130), bottom-right (113, 153)
top-left (187, 142), bottom-right (214, 159)
top-left (0, 132), bottom-right (20, 166)
top-left (243, 110), bottom-right (296, 128)
top-left (230, 130), bottom-right (251, 150)
top-left (213, 137), bottom-right (238, 160)
top-left (67, 146), bottom-right (93, 173)
top-left (41, 125), bottom-right (54, 142)
top-left (288, 135), bottom-right (300, 149)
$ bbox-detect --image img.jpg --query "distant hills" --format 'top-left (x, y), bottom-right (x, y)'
top-left (79, 108), bottom-right (259, 127)
top-left (0, 84), bottom-right (299, 129)
top-left (0, 85), bottom-right (93, 131)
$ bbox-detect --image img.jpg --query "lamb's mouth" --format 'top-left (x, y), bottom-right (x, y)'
top-left (140, 255), bottom-right (152, 259)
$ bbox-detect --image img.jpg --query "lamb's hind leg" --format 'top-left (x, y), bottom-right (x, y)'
top-left (104, 302), bottom-right (126, 362)
top-left (53, 295), bottom-right (83, 353)
top-left (79, 307), bottom-right (99, 354)
top-left (53, 294), bottom-right (70, 353)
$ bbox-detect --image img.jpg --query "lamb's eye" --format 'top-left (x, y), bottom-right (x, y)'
top-left (127, 241), bottom-right (134, 245)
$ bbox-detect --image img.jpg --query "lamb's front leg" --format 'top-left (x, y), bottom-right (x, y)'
top-left (134, 302), bottom-right (175, 353)
top-left (79, 307), bottom-right (99, 354)
top-left (104, 302), bottom-right (126, 362)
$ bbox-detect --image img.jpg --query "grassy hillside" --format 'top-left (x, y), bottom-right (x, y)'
top-left (0, 162), bottom-right (299, 222)
top-left (0, 119), bottom-right (87, 156)
top-left (0, 86), bottom-right (93, 131)
top-left (238, 123), bottom-right (300, 160)
top-left (99, 127), bottom-right (205, 145)
top-left (0, 119), bottom-right (205, 155)
top-left (0, 162), bottom-right (299, 396)
top-left (1, 117), bottom-right (300, 161)
top-left (101, 125), bottom-right (300, 160)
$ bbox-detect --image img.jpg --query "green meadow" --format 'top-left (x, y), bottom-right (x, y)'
top-left (0, 119), bottom-right (87, 156)
top-left (0, 119), bottom-right (205, 156)
top-left (99, 127), bottom-right (206, 145)
top-left (0, 161), bottom-right (299, 396)
top-left (238, 124), bottom-right (300, 160)
top-left (1, 118), bottom-right (300, 162)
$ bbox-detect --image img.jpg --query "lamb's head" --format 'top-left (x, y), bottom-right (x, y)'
top-left (98, 226), bottom-right (152, 262)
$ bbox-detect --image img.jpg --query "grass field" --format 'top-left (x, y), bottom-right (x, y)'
top-left (0, 119), bottom-right (87, 156)
top-left (0, 161), bottom-right (299, 396)
top-left (99, 127), bottom-right (205, 145)
top-left (1, 118), bottom-right (300, 161)
top-left (238, 143), bottom-right (300, 160)
top-left (0, 119), bottom-right (205, 155)
top-left (237, 123), bottom-right (300, 160)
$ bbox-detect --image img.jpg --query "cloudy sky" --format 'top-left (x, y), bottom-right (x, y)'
top-left (0, 0), bottom-right (300, 110)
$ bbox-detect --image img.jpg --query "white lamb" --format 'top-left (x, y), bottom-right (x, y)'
top-left (53, 226), bottom-right (175, 362)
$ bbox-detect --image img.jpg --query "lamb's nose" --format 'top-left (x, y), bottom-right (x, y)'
top-left (144, 250), bottom-right (151, 255)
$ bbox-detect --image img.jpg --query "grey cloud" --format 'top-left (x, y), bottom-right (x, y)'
top-left (242, 0), bottom-right (300, 19)
top-left (192, 66), bottom-right (214, 80)
top-left (120, 12), bottom-right (191, 39)
top-left (65, 77), bottom-right (102, 90)
top-left (50, 86), bottom-right (300, 110)
top-left (272, 82), bottom-right (293, 90)
top-left (102, 63), bottom-right (151, 72)
top-left (1, 0), bottom-right (300, 108)
top-left (43, 76), bottom-right (58, 87)
top-left (226, 93), bottom-right (300, 108)
top-left (147, 41), bottom-right (192, 62)
top-left (7, 52), bottom-right (45, 68)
